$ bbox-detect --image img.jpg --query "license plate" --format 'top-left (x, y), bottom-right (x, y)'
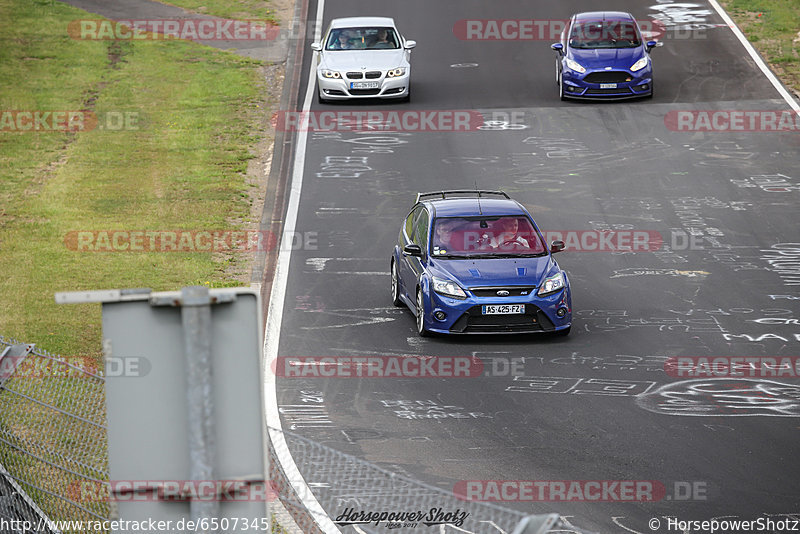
top-left (482, 304), bottom-right (525, 315)
top-left (350, 81), bottom-right (380, 89)
top-left (600, 83), bottom-right (617, 89)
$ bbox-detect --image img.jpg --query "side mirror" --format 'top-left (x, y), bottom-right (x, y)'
top-left (403, 244), bottom-right (423, 257)
top-left (645, 40), bottom-right (658, 53)
top-left (310, 42), bottom-right (322, 52)
top-left (404, 40), bottom-right (416, 50)
top-left (550, 43), bottom-right (564, 54)
top-left (550, 240), bottom-right (565, 254)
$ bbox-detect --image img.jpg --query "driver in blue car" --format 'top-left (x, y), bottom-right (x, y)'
top-left (490, 218), bottom-right (531, 250)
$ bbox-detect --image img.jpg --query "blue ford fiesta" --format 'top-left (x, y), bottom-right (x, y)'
top-left (551, 11), bottom-right (658, 100)
top-left (390, 191), bottom-right (572, 336)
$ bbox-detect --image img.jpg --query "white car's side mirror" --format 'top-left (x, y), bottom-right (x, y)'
top-left (404, 40), bottom-right (416, 50)
top-left (310, 42), bottom-right (322, 51)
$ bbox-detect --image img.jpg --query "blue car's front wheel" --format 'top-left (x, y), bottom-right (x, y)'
top-left (416, 288), bottom-right (429, 337)
top-left (390, 260), bottom-right (402, 307)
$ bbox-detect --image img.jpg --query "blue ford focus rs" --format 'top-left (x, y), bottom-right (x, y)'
top-left (390, 191), bottom-right (572, 336)
top-left (551, 11), bottom-right (658, 100)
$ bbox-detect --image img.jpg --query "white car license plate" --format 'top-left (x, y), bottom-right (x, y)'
top-left (482, 304), bottom-right (525, 315)
top-left (351, 81), bottom-right (380, 89)
top-left (600, 83), bottom-right (617, 89)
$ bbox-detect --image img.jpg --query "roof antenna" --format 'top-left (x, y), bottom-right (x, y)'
top-left (475, 179), bottom-right (483, 215)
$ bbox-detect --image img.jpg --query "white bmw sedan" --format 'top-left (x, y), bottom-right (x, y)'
top-left (311, 17), bottom-right (416, 103)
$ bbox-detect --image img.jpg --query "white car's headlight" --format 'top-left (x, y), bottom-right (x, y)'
top-left (321, 69), bottom-right (341, 79)
top-left (537, 272), bottom-right (565, 296)
top-left (630, 57), bottom-right (649, 72)
top-left (387, 67), bottom-right (407, 77)
top-left (432, 277), bottom-right (466, 299)
top-left (565, 58), bottom-right (586, 74)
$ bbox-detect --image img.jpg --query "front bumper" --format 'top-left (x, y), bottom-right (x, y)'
top-left (423, 285), bottom-right (572, 335)
top-left (317, 71), bottom-right (410, 100)
top-left (562, 67), bottom-right (652, 99)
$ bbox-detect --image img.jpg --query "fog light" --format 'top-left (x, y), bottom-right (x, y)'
top-left (434, 311), bottom-right (446, 321)
top-left (556, 308), bottom-right (567, 318)
top-left (637, 84), bottom-right (649, 91)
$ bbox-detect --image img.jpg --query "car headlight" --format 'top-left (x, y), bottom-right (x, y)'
top-left (565, 58), bottom-right (586, 74)
top-left (432, 277), bottom-right (467, 299)
top-left (387, 67), bottom-right (407, 77)
top-left (321, 69), bottom-right (341, 79)
top-left (630, 57), bottom-right (649, 72)
top-left (537, 272), bottom-right (565, 296)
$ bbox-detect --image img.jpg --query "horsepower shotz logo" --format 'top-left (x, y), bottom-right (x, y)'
top-left (334, 508), bottom-right (469, 527)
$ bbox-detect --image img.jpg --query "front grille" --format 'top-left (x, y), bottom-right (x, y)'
top-left (349, 88), bottom-right (381, 95)
top-left (365, 71), bottom-right (382, 79)
top-left (450, 305), bottom-right (555, 333)
top-left (585, 87), bottom-right (633, 95)
top-left (469, 287), bottom-right (536, 298)
top-left (584, 71), bottom-right (632, 83)
top-left (346, 72), bottom-right (363, 79)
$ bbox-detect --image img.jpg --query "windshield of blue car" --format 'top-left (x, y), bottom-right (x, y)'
top-left (431, 216), bottom-right (547, 258)
top-left (569, 21), bottom-right (641, 48)
top-left (325, 27), bottom-right (400, 50)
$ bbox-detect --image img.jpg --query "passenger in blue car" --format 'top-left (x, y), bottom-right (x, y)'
top-left (433, 219), bottom-right (461, 254)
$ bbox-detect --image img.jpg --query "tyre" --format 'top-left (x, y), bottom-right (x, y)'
top-left (317, 90), bottom-right (328, 104)
top-left (416, 288), bottom-right (429, 337)
top-left (390, 260), bottom-right (402, 307)
top-left (558, 69), bottom-right (566, 101)
top-left (555, 326), bottom-right (571, 337)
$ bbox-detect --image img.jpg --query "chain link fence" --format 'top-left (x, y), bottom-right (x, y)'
top-left (269, 426), bottom-right (591, 534)
top-left (0, 337), bottom-right (109, 532)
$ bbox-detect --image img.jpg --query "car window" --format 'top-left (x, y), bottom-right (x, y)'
top-left (431, 216), bottom-right (546, 257)
top-left (404, 206), bottom-right (422, 241)
top-left (325, 27), bottom-right (400, 50)
top-left (569, 21), bottom-right (641, 48)
top-left (413, 208), bottom-right (430, 255)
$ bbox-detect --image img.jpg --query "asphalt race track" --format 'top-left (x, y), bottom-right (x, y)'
top-left (269, 0), bottom-right (800, 532)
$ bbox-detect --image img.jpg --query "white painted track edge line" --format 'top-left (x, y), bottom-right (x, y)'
top-left (706, 0), bottom-right (800, 113)
top-left (263, 0), bottom-right (342, 532)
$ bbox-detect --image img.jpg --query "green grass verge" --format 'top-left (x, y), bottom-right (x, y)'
top-left (161, 0), bottom-right (279, 23)
top-left (0, 0), bottom-right (266, 358)
top-left (721, 0), bottom-right (800, 93)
